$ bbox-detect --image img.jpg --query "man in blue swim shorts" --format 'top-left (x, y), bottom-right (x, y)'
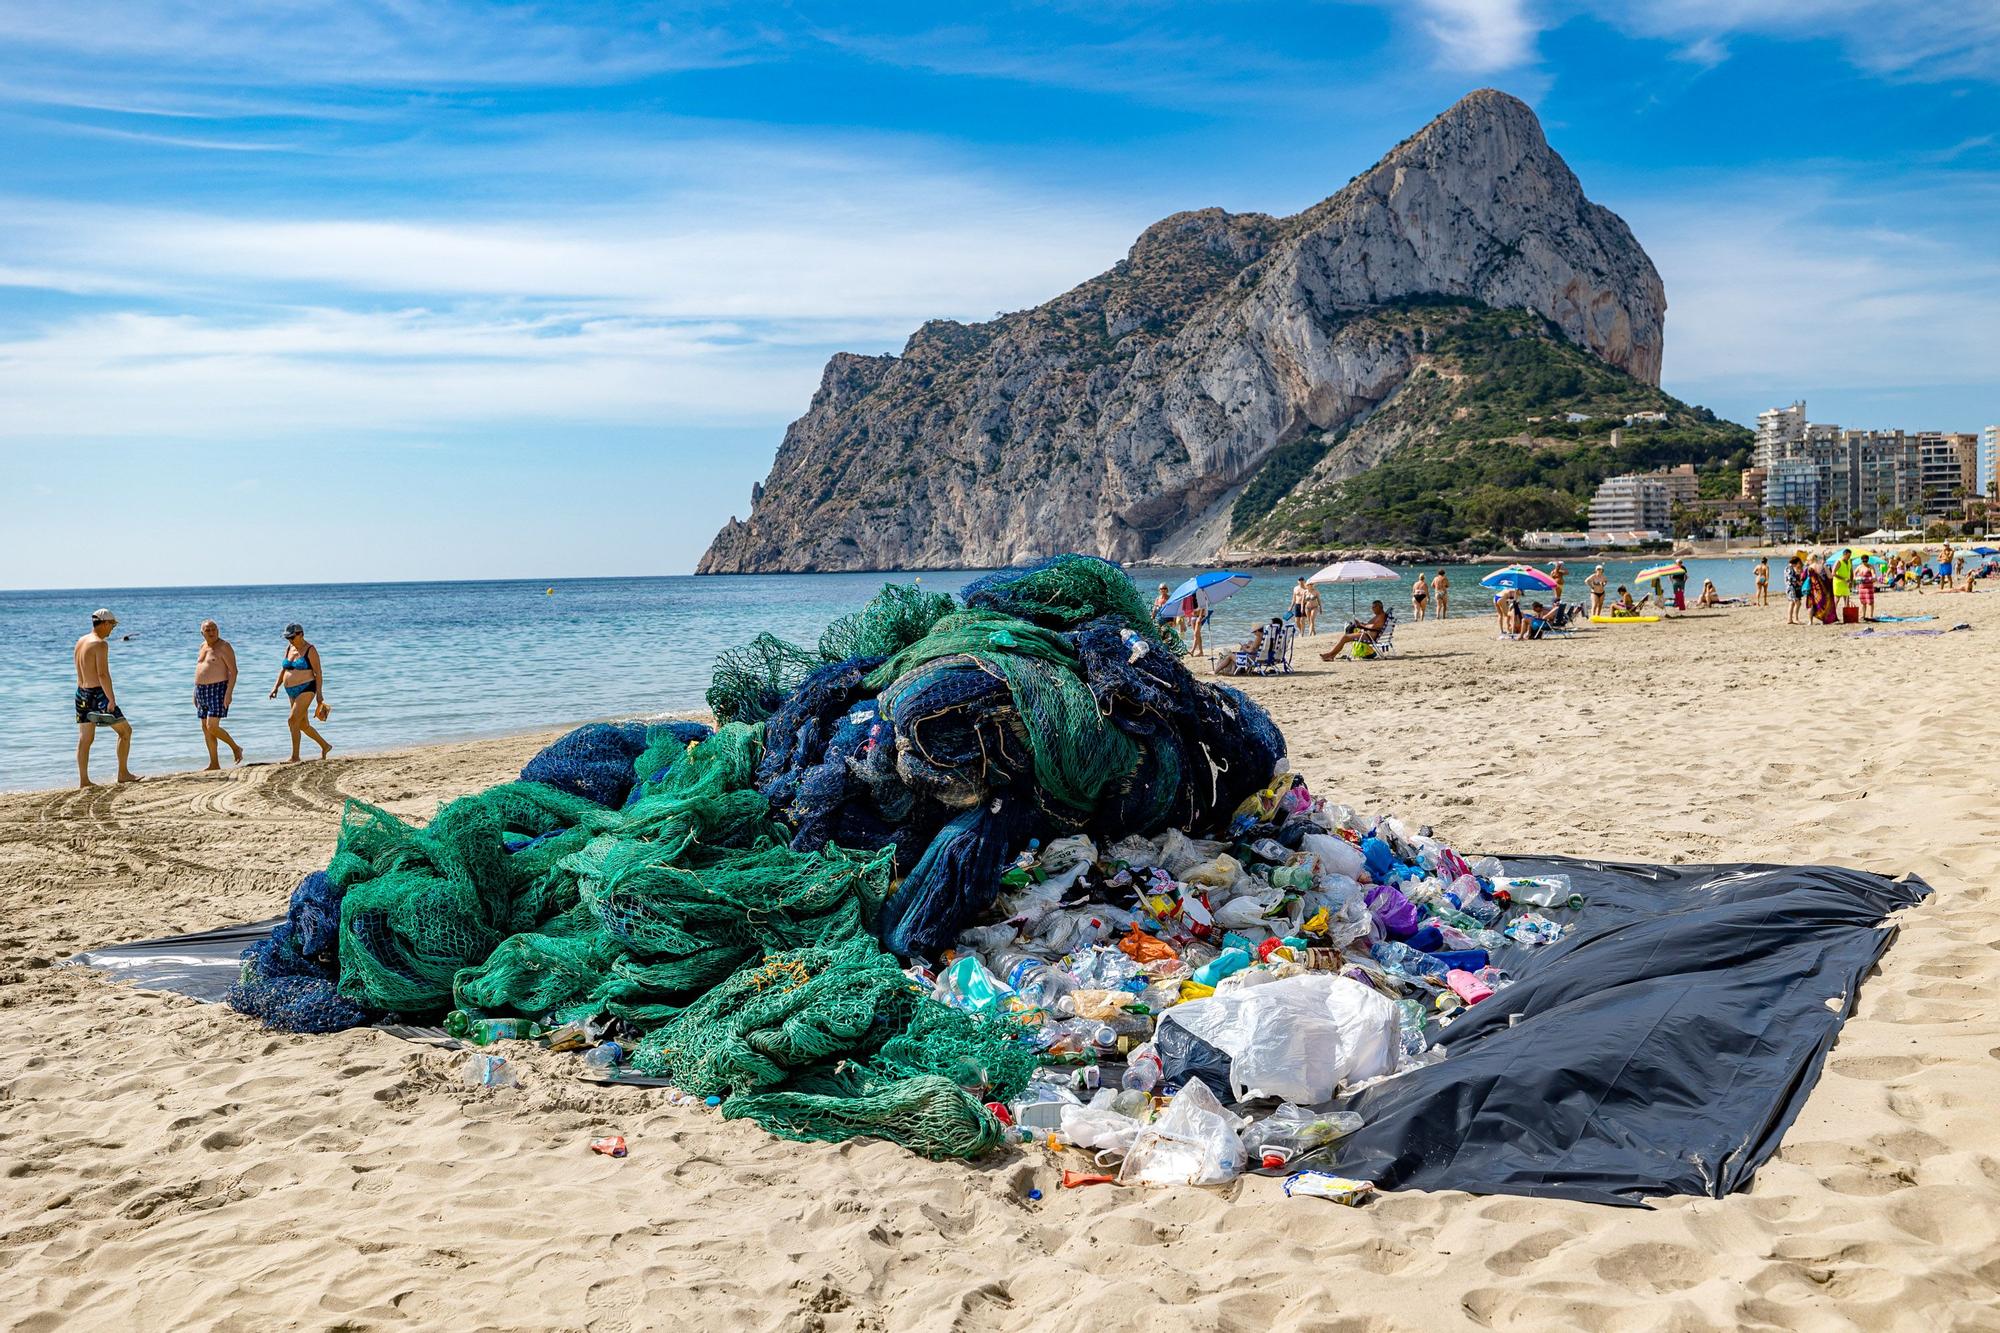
top-left (194, 618), bottom-right (244, 769)
top-left (73, 608), bottom-right (136, 786)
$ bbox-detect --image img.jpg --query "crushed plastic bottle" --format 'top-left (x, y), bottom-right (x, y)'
top-left (996, 952), bottom-right (1074, 1010)
top-left (1444, 875), bottom-right (1503, 926)
top-left (581, 1041), bottom-right (625, 1073)
top-left (461, 1053), bottom-right (517, 1088)
top-left (1370, 940), bottom-right (1448, 983)
top-left (1503, 912), bottom-right (1568, 946)
top-left (1122, 1042), bottom-right (1163, 1093)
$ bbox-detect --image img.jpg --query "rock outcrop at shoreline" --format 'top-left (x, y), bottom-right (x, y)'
top-left (700, 89), bottom-right (1667, 574)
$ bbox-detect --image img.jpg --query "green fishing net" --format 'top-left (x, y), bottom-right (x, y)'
top-left (285, 560), bottom-right (1269, 1160)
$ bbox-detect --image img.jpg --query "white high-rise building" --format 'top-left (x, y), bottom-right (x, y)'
top-left (1981, 425), bottom-right (1998, 506)
top-left (1755, 401), bottom-right (1807, 470)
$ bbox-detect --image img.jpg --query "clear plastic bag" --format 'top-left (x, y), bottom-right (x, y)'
top-left (1117, 1079), bottom-right (1246, 1186)
top-left (1157, 973), bottom-right (1399, 1104)
top-left (1060, 1102), bottom-right (1145, 1155)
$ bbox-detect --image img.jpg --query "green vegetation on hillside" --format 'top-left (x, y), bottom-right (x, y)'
top-left (1236, 300), bottom-right (1752, 548)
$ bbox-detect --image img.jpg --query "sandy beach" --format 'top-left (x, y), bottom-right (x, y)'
top-left (4, 590), bottom-right (1997, 1332)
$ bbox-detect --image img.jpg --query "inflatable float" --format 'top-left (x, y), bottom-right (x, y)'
top-left (1590, 614), bottom-right (1661, 624)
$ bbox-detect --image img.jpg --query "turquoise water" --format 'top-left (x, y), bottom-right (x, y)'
top-left (0, 558), bottom-right (1763, 792)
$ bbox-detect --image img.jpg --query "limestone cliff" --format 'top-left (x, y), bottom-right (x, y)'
top-left (700, 89), bottom-right (1666, 573)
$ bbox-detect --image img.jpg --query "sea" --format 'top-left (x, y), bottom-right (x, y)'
top-left (0, 557), bottom-right (1766, 793)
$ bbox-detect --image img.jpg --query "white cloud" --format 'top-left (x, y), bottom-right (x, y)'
top-left (0, 134), bottom-right (1152, 444)
top-left (0, 1), bottom-right (744, 92)
top-left (1593, 2), bottom-right (2000, 81)
top-left (1633, 176), bottom-right (2000, 412)
top-left (0, 307), bottom-right (829, 439)
top-left (1414, 0), bottom-right (1538, 73)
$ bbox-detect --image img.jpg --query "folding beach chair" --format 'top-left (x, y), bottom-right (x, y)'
top-left (1253, 622), bottom-right (1296, 674)
top-left (1349, 611), bottom-right (1397, 659)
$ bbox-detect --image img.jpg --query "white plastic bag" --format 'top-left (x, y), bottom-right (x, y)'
top-left (1156, 974), bottom-right (1398, 1104)
top-left (1039, 834), bottom-right (1098, 872)
top-left (1158, 829), bottom-right (1230, 877)
top-left (1117, 1080), bottom-right (1246, 1186)
top-left (1060, 1103), bottom-right (1144, 1155)
top-left (1300, 833), bottom-right (1365, 883)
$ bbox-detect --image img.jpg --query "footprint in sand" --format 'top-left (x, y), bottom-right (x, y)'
top-left (1594, 1241), bottom-right (1708, 1293)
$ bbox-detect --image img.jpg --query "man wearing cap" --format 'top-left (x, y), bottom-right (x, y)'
top-left (194, 619), bottom-right (244, 770)
top-left (74, 609), bottom-right (137, 786)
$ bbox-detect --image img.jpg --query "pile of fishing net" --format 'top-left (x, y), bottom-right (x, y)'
top-left (228, 555), bottom-right (1286, 1158)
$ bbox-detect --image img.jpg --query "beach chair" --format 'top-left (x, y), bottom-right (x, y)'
top-left (1251, 622), bottom-right (1295, 674)
top-left (1349, 611), bottom-right (1397, 659)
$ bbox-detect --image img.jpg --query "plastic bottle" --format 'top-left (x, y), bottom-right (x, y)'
top-left (999, 839), bottom-right (1046, 888)
top-left (1122, 1043), bottom-right (1163, 1093)
top-left (581, 1041), bottom-right (625, 1073)
top-left (1444, 875), bottom-right (1503, 926)
top-left (461, 1053), bottom-right (517, 1087)
top-left (1492, 875), bottom-right (1586, 910)
top-left (445, 1012), bottom-right (545, 1046)
top-left (996, 952), bottom-right (1073, 1009)
top-left (1244, 1105), bottom-right (1365, 1168)
top-left (1370, 940), bottom-right (1449, 983)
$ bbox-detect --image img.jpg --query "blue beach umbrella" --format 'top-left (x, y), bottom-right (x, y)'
top-left (1158, 570), bottom-right (1252, 620)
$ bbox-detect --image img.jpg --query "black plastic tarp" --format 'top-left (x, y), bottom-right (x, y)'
top-left (67, 854), bottom-right (1926, 1206)
top-left (1330, 855), bottom-right (1928, 1206)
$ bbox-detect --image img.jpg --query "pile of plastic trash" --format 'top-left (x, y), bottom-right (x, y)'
top-left (911, 770), bottom-right (1581, 1191)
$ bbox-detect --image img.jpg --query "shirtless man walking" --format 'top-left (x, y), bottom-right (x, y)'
top-left (195, 619), bottom-right (244, 770)
top-left (1431, 569), bottom-right (1450, 619)
top-left (74, 609), bottom-right (137, 787)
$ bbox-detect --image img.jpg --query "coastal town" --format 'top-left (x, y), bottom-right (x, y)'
top-left (1525, 404), bottom-right (1996, 551)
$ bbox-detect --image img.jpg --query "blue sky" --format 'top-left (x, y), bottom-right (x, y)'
top-left (3, 0), bottom-right (1997, 588)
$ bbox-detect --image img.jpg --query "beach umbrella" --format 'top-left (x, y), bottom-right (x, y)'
top-left (1479, 566), bottom-right (1557, 593)
top-left (1307, 559), bottom-right (1399, 613)
top-left (1973, 545), bottom-right (1998, 558)
top-left (1633, 562), bottom-right (1686, 583)
top-left (1157, 570), bottom-right (1252, 620)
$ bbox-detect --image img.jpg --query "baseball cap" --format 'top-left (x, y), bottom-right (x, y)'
top-left (91, 608), bottom-right (117, 625)
top-left (283, 622), bottom-right (305, 638)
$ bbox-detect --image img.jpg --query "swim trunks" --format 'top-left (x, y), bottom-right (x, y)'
top-left (196, 681), bottom-right (228, 719)
top-left (75, 685), bottom-right (125, 726)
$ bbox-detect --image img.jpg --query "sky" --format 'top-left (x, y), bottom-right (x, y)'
top-left (2, 1), bottom-right (1997, 588)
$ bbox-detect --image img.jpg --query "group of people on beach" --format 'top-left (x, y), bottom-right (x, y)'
top-left (72, 610), bottom-right (333, 787)
top-left (1780, 544), bottom-right (1985, 627)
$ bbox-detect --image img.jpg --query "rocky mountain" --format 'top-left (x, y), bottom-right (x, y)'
top-left (700, 89), bottom-right (1668, 574)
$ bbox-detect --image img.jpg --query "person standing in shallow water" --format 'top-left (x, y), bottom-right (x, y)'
top-left (1410, 572), bottom-right (1429, 621)
top-left (270, 623), bottom-right (332, 763)
top-left (1431, 569), bottom-right (1450, 619)
top-left (74, 608), bottom-right (137, 787)
top-left (194, 619), bottom-right (244, 770)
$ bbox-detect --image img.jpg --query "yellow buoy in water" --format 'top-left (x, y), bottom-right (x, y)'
top-left (546, 587), bottom-right (555, 595)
